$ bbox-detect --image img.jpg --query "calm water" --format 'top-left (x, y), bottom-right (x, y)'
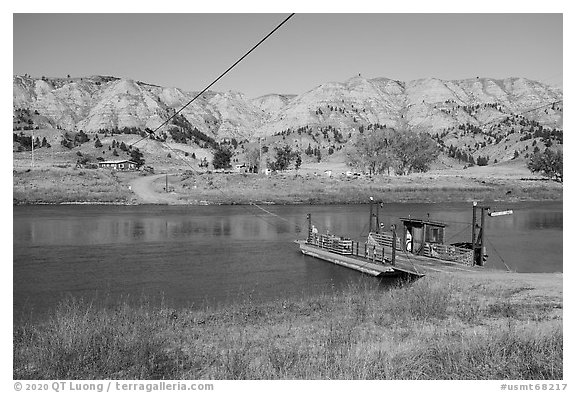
top-left (13, 202), bottom-right (562, 320)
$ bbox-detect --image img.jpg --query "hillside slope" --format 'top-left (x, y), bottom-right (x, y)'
top-left (13, 74), bottom-right (562, 169)
top-left (14, 74), bottom-right (562, 137)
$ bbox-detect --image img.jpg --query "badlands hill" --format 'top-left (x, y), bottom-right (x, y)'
top-left (13, 74), bottom-right (562, 168)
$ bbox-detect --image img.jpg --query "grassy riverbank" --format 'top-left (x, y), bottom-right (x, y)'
top-left (13, 166), bottom-right (562, 205)
top-left (170, 171), bottom-right (562, 205)
top-left (13, 271), bottom-right (562, 380)
top-left (12, 167), bottom-right (134, 204)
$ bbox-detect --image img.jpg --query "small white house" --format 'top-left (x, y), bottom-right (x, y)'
top-left (235, 163), bottom-right (247, 173)
top-left (98, 160), bottom-right (137, 171)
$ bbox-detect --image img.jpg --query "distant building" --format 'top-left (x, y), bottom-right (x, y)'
top-left (235, 163), bottom-right (247, 173)
top-left (98, 160), bottom-right (137, 171)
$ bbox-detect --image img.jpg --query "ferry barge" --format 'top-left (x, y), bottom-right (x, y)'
top-left (295, 201), bottom-right (510, 277)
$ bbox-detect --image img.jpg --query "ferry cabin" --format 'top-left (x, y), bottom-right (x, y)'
top-left (400, 218), bottom-right (445, 254)
top-left (399, 217), bottom-right (473, 266)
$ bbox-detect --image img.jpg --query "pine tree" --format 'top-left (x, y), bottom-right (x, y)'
top-left (295, 153), bottom-right (302, 170)
top-left (212, 145), bottom-right (232, 169)
top-left (130, 148), bottom-right (145, 168)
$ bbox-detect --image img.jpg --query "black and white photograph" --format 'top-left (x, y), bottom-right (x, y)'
top-left (9, 3), bottom-right (568, 388)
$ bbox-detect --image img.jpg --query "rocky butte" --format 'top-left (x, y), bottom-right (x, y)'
top-left (13, 74), bottom-right (562, 171)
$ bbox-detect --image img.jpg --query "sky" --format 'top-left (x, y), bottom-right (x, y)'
top-left (13, 13), bottom-right (562, 98)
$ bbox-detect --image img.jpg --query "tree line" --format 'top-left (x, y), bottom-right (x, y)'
top-left (13, 133), bottom-right (51, 151)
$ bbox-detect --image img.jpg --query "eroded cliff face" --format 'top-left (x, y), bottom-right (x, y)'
top-left (13, 74), bottom-right (562, 143)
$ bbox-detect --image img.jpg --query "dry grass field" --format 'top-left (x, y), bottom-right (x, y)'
top-left (132, 168), bottom-right (562, 205)
top-left (12, 167), bottom-right (136, 204)
top-left (13, 271), bottom-right (562, 380)
top-left (13, 164), bottom-right (562, 206)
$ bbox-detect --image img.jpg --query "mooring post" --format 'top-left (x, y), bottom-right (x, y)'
top-left (420, 224), bottom-right (426, 256)
top-left (472, 201), bottom-right (477, 245)
top-left (369, 197), bottom-right (374, 233)
top-left (391, 224), bottom-right (397, 266)
top-left (472, 201), bottom-right (482, 265)
top-left (480, 207), bottom-right (487, 266)
top-left (306, 213), bottom-right (312, 242)
top-left (375, 202), bottom-right (380, 233)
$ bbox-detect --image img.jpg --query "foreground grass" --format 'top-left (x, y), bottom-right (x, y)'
top-left (14, 273), bottom-right (562, 380)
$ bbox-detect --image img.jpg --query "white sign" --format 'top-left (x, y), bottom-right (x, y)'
top-left (489, 210), bottom-right (513, 217)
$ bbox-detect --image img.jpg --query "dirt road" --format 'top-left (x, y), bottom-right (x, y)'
top-left (129, 173), bottom-right (184, 204)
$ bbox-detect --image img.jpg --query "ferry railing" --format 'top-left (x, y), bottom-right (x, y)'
top-left (367, 232), bottom-right (403, 250)
top-left (365, 243), bottom-right (387, 264)
top-left (422, 243), bottom-right (474, 266)
top-left (368, 231), bottom-right (474, 266)
top-left (308, 233), bottom-right (388, 263)
top-left (307, 233), bottom-right (354, 255)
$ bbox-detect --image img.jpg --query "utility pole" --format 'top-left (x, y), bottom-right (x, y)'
top-left (31, 127), bottom-right (34, 168)
top-left (259, 137), bottom-right (262, 174)
top-left (480, 207), bottom-right (486, 265)
top-left (165, 174), bottom-right (168, 193)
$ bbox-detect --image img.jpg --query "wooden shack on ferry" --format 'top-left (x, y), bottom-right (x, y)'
top-left (400, 217), bottom-right (473, 265)
top-left (400, 217), bottom-right (445, 253)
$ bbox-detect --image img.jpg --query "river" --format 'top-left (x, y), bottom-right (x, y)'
top-left (13, 201), bottom-right (562, 320)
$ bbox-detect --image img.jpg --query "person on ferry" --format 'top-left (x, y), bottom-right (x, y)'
top-left (405, 230), bottom-right (413, 252)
